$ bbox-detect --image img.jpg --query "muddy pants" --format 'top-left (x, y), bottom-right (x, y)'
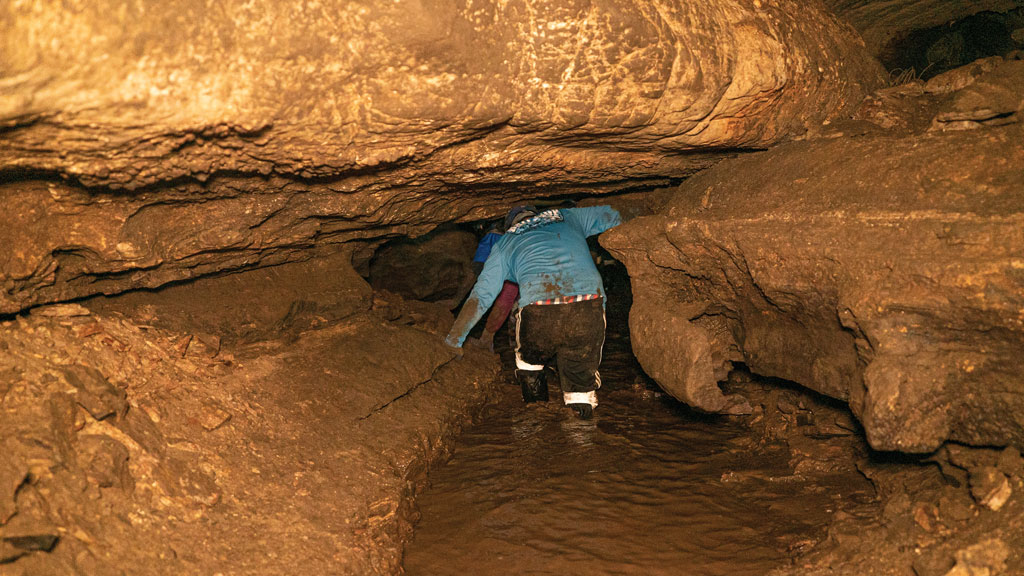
top-left (513, 298), bottom-right (605, 407)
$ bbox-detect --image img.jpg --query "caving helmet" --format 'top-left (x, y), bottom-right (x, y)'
top-left (504, 205), bottom-right (538, 231)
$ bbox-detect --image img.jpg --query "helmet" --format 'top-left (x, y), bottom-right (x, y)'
top-left (504, 205), bottom-right (538, 231)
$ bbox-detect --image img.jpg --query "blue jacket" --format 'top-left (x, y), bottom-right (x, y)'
top-left (472, 231), bottom-right (502, 263)
top-left (446, 206), bottom-right (622, 347)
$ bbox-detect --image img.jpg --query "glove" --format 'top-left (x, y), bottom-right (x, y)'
top-left (443, 334), bottom-right (464, 358)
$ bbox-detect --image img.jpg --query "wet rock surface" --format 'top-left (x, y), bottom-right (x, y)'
top-left (0, 254), bottom-right (501, 575)
top-left (0, 0), bottom-right (884, 314)
top-left (824, 0), bottom-right (1024, 56)
top-left (603, 66), bottom-right (1024, 452)
top-left (369, 228), bottom-right (478, 303)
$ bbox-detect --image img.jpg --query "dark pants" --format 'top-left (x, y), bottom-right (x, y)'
top-left (513, 298), bottom-right (605, 406)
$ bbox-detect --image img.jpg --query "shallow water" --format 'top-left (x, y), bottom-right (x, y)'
top-left (403, 339), bottom-right (873, 576)
top-left (405, 261), bottom-right (873, 575)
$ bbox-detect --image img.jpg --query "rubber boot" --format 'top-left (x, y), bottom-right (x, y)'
top-left (517, 369), bottom-right (549, 403)
top-left (568, 403), bottom-right (593, 420)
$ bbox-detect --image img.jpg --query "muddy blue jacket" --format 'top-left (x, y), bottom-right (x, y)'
top-left (472, 231), bottom-right (502, 264)
top-left (445, 206), bottom-right (621, 347)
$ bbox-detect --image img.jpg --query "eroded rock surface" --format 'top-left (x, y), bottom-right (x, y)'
top-left (824, 0), bottom-right (1024, 55)
top-left (603, 113), bottom-right (1024, 452)
top-left (0, 254), bottom-right (501, 575)
top-left (2, 0), bottom-right (882, 188)
top-left (369, 228), bottom-right (477, 302)
top-left (1, 0), bottom-right (884, 314)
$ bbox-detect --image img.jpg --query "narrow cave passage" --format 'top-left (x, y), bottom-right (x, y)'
top-left (4, 1), bottom-right (1024, 573)
top-left (401, 248), bottom-right (879, 575)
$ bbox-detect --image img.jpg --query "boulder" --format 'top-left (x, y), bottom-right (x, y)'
top-left (369, 229), bottom-right (477, 302)
top-left (603, 121), bottom-right (1024, 452)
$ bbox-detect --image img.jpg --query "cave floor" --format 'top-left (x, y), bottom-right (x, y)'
top-left (0, 295), bottom-right (503, 576)
top-left (404, 330), bottom-right (880, 576)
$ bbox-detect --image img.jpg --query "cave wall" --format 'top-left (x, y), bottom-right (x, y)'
top-left (3, 0), bottom-right (882, 188)
top-left (823, 0), bottom-right (1024, 56)
top-left (602, 65), bottom-right (1024, 452)
top-left (1, 0), bottom-right (885, 314)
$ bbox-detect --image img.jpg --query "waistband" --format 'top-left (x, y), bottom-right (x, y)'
top-left (530, 293), bottom-right (601, 306)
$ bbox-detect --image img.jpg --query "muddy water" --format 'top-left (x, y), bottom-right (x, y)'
top-left (405, 263), bottom-right (873, 575)
top-left (404, 343), bottom-right (873, 575)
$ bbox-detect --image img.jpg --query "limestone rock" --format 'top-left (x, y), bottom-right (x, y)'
top-left (997, 447), bottom-right (1024, 479)
top-left (59, 365), bottom-right (127, 422)
top-left (0, 441), bottom-right (27, 525)
top-left (29, 303), bottom-right (92, 318)
top-left (924, 57), bottom-right (1007, 95)
top-left (944, 539), bottom-right (1010, 576)
top-left (78, 434), bottom-right (132, 490)
top-left (1, 1), bottom-right (881, 189)
top-left (86, 248), bottom-right (373, 345)
top-left (0, 274), bottom-right (502, 574)
top-left (931, 59), bottom-right (1024, 130)
top-left (0, 516), bottom-right (60, 559)
top-left (824, 0), bottom-right (1022, 55)
top-left (603, 120), bottom-right (1024, 451)
top-left (369, 228), bottom-right (477, 302)
top-left (0, 0), bottom-right (884, 315)
top-left (197, 402), bottom-right (232, 432)
top-left (969, 467), bottom-right (1012, 511)
top-left (628, 296), bottom-right (736, 412)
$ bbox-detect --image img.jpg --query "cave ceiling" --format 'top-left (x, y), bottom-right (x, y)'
top-left (823, 0), bottom-right (1024, 55)
top-left (0, 0), bottom-right (891, 313)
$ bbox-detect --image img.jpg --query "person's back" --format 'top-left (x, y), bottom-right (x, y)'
top-left (445, 205), bottom-right (622, 419)
top-left (494, 207), bottom-right (616, 307)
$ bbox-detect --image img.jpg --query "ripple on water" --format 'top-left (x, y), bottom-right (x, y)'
top-left (404, 347), bottom-right (867, 576)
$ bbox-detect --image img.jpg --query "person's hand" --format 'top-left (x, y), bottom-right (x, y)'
top-left (443, 334), bottom-right (464, 358)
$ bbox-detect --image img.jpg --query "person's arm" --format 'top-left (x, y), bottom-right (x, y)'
top-left (445, 247), bottom-right (508, 347)
top-left (562, 206), bottom-right (622, 237)
top-left (447, 261), bottom-right (483, 309)
top-left (449, 232), bottom-right (501, 308)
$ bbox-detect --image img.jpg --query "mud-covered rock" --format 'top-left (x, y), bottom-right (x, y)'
top-left (0, 251), bottom-right (501, 575)
top-left (58, 365), bottom-right (127, 422)
top-left (604, 117), bottom-right (1024, 452)
top-left (369, 229), bottom-right (477, 302)
top-left (86, 248), bottom-right (373, 345)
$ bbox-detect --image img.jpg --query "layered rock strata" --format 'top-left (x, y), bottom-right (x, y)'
top-left (603, 117), bottom-right (1024, 452)
top-left (1, 0), bottom-right (883, 314)
top-left (823, 0), bottom-right (1024, 55)
top-left (0, 254), bottom-right (501, 575)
